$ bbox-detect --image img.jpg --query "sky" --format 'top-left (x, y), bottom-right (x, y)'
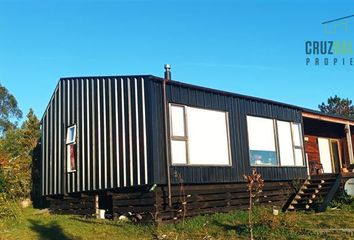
top-left (0, 0), bottom-right (353, 120)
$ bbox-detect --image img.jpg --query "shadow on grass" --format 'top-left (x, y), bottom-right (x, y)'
top-left (28, 219), bottom-right (78, 240)
top-left (211, 219), bottom-right (250, 237)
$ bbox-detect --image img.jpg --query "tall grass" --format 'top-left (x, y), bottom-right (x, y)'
top-left (0, 193), bottom-right (23, 220)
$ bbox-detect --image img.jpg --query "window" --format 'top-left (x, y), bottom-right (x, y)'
top-left (170, 105), bottom-right (186, 137)
top-left (247, 116), bottom-right (278, 166)
top-left (277, 120), bottom-right (295, 166)
top-left (292, 123), bottom-right (304, 166)
top-left (66, 125), bottom-right (77, 172)
top-left (247, 116), bottom-right (305, 167)
top-left (169, 104), bottom-right (231, 166)
top-left (66, 125), bottom-right (77, 144)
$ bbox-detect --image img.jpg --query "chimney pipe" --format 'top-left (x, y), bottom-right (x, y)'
top-left (164, 64), bottom-right (171, 80)
top-left (162, 63), bottom-right (172, 207)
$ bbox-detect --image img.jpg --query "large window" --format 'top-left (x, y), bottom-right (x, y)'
top-left (170, 104), bottom-right (231, 166)
top-left (247, 116), bottom-right (305, 167)
top-left (247, 116), bottom-right (277, 166)
top-left (66, 125), bottom-right (77, 172)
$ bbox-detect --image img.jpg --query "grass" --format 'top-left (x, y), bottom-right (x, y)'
top-left (2, 205), bottom-right (354, 240)
top-left (0, 208), bottom-right (155, 240)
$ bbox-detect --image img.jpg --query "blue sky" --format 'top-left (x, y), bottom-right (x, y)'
top-left (0, 0), bottom-right (353, 119)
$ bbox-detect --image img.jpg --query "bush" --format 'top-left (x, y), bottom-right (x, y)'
top-left (328, 191), bottom-right (353, 209)
top-left (0, 156), bottom-right (32, 199)
top-left (0, 169), bottom-right (6, 193)
top-left (0, 193), bottom-right (22, 220)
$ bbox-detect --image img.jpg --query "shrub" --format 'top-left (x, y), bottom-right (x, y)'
top-left (0, 193), bottom-right (22, 220)
top-left (328, 190), bottom-right (353, 209)
top-left (0, 169), bottom-right (6, 193)
top-left (1, 156), bottom-right (32, 199)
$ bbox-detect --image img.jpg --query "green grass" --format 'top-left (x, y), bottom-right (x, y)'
top-left (0, 208), bottom-right (155, 240)
top-left (2, 205), bottom-right (354, 240)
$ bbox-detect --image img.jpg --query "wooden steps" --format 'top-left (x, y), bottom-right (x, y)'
top-left (283, 174), bottom-right (341, 212)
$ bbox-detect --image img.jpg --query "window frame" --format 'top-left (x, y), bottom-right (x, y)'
top-left (247, 115), bottom-right (279, 167)
top-left (169, 103), bottom-right (232, 167)
top-left (291, 122), bottom-right (305, 166)
top-left (66, 124), bottom-right (77, 144)
top-left (169, 104), bottom-right (189, 165)
top-left (66, 124), bottom-right (77, 173)
top-left (246, 115), bottom-right (305, 168)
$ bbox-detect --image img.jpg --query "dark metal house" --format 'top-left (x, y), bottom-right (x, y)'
top-left (41, 67), bottom-right (353, 221)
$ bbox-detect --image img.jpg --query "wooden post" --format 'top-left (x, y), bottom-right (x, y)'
top-left (345, 123), bottom-right (354, 164)
top-left (95, 194), bottom-right (99, 219)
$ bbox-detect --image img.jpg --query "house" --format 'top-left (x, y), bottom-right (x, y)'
top-left (41, 66), bottom-right (354, 221)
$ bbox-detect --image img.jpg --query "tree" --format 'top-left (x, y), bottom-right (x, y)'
top-left (0, 109), bottom-right (40, 199)
top-left (0, 108), bottom-right (40, 160)
top-left (0, 128), bottom-right (22, 160)
top-left (21, 108), bottom-right (40, 156)
top-left (0, 84), bottom-right (22, 134)
top-left (318, 95), bottom-right (354, 118)
top-left (243, 169), bottom-right (264, 240)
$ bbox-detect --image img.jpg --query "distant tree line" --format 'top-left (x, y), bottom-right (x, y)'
top-left (318, 95), bottom-right (354, 118)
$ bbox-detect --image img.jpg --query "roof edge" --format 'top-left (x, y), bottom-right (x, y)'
top-left (302, 107), bottom-right (354, 124)
top-left (149, 76), bottom-right (303, 110)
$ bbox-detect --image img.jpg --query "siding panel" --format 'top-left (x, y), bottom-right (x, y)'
top-left (41, 77), bottom-right (149, 196)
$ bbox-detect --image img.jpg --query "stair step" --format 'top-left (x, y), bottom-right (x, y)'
top-left (305, 182), bottom-right (332, 188)
top-left (303, 180), bottom-right (311, 185)
top-left (288, 205), bottom-right (294, 210)
top-left (293, 198), bottom-right (313, 204)
top-left (309, 179), bottom-right (336, 184)
top-left (284, 174), bottom-right (340, 212)
top-left (294, 195), bottom-right (302, 200)
top-left (301, 186), bottom-right (331, 193)
top-left (294, 206), bottom-right (312, 211)
top-left (292, 203), bottom-right (311, 209)
top-left (298, 193), bottom-right (317, 199)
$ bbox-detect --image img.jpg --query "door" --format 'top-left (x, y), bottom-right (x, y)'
top-left (318, 138), bottom-right (333, 173)
top-left (330, 140), bottom-right (341, 173)
top-left (318, 138), bottom-right (342, 174)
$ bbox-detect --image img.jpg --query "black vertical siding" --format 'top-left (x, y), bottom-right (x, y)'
top-left (42, 75), bottom-right (308, 196)
top-left (146, 79), bottom-right (307, 184)
top-left (41, 76), bottom-right (150, 196)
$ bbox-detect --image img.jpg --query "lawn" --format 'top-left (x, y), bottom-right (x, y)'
top-left (1, 205), bottom-right (354, 240)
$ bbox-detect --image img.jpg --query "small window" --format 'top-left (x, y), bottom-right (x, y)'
top-left (170, 105), bottom-right (186, 137)
top-left (292, 123), bottom-right (304, 166)
top-left (247, 116), bottom-right (278, 166)
top-left (66, 125), bottom-right (77, 172)
top-left (66, 125), bottom-right (77, 144)
top-left (171, 140), bottom-right (187, 164)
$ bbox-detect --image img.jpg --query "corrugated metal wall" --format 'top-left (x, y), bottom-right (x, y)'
top-left (42, 75), bottom-right (308, 196)
top-left (42, 76), bottom-right (149, 196)
top-left (147, 79), bottom-right (307, 184)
